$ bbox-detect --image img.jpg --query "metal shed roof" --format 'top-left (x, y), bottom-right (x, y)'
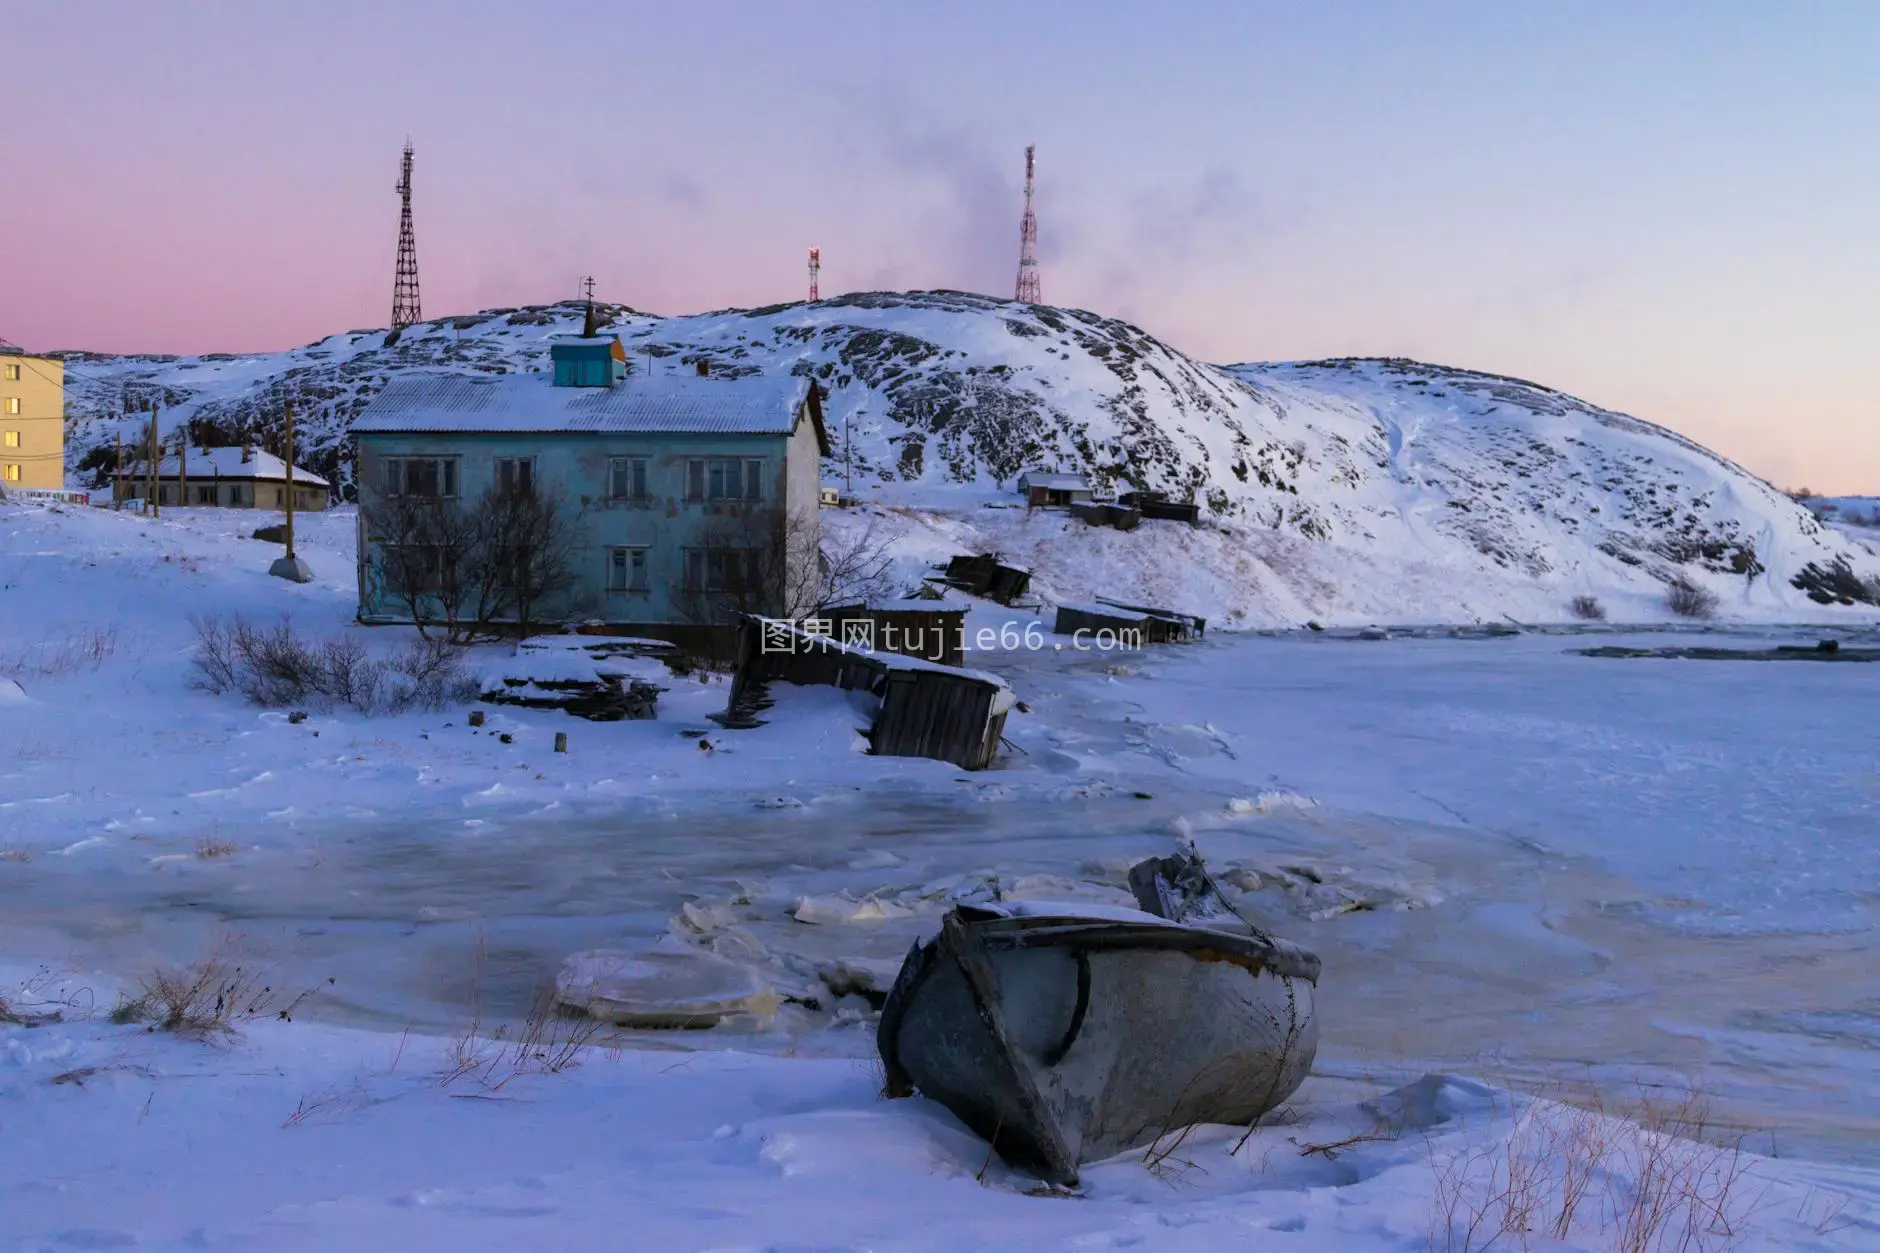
top-left (352, 371), bottom-right (818, 439)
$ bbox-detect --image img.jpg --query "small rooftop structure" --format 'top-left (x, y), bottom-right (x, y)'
top-left (353, 371), bottom-right (830, 451)
top-left (1017, 469), bottom-right (1093, 508)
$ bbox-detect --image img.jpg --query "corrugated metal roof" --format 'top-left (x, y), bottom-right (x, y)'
top-left (1018, 470), bottom-right (1091, 489)
top-left (352, 372), bottom-right (814, 437)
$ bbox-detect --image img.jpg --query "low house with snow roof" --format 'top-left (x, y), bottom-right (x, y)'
top-left (1016, 469), bottom-right (1093, 508)
top-left (350, 323), bottom-right (830, 633)
top-left (118, 446), bottom-right (330, 511)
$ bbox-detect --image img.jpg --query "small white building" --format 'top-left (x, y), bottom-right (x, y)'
top-left (120, 446), bottom-right (330, 511)
top-left (1017, 469), bottom-right (1093, 508)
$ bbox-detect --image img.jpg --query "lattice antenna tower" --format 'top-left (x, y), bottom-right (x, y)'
top-left (1014, 143), bottom-right (1041, 304)
top-left (390, 140), bottom-right (422, 329)
top-left (808, 246), bottom-right (821, 302)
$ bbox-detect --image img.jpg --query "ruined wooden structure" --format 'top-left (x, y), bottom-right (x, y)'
top-left (726, 617), bottom-right (1012, 770)
top-left (1117, 490), bottom-right (1201, 526)
top-left (1068, 501), bottom-right (1141, 531)
top-left (1053, 596), bottom-right (1205, 645)
top-left (822, 598), bottom-right (970, 668)
top-left (931, 553), bottom-right (1033, 606)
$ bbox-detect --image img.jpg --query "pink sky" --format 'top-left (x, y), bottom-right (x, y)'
top-left (4, 1), bottom-right (1877, 491)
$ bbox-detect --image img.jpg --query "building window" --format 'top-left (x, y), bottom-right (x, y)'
top-left (685, 457), bottom-right (764, 502)
top-left (195, 485), bottom-right (216, 505)
top-left (3, 398), bottom-right (19, 415)
top-left (607, 547), bottom-right (649, 592)
top-left (382, 544), bottom-right (443, 592)
top-left (384, 456), bottom-right (458, 498)
top-left (2, 365), bottom-right (19, 381)
top-left (2, 431), bottom-right (17, 448)
top-left (2, 464), bottom-right (19, 482)
top-left (683, 547), bottom-right (761, 592)
top-left (495, 457), bottom-right (534, 495)
top-left (609, 456), bottom-right (648, 501)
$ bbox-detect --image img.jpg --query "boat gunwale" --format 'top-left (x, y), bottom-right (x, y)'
top-left (953, 913), bottom-right (1322, 984)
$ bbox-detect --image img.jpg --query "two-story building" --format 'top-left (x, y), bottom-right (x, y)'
top-left (350, 332), bottom-right (830, 632)
top-left (0, 350), bottom-right (65, 491)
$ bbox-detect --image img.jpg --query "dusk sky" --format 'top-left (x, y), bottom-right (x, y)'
top-left (4, 1), bottom-right (1876, 490)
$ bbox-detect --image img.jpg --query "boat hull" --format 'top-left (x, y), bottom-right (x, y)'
top-left (879, 910), bottom-right (1319, 1186)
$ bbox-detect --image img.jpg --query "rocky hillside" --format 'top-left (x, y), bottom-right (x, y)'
top-left (50, 290), bottom-right (1880, 619)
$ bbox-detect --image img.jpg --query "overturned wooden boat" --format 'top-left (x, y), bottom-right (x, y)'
top-left (877, 857), bottom-right (1320, 1186)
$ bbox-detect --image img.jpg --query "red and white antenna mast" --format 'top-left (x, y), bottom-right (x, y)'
top-left (808, 246), bottom-right (821, 302)
top-left (1014, 143), bottom-right (1041, 304)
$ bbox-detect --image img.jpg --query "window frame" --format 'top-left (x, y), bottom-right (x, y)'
top-left (494, 456), bottom-right (535, 496)
top-left (684, 456), bottom-right (765, 503)
top-left (383, 455), bottom-right (460, 500)
top-left (682, 546), bottom-right (762, 593)
top-left (609, 455), bottom-right (649, 503)
top-left (606, 546), bottom-right (650, 593)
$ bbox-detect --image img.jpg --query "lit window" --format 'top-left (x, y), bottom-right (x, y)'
top-left (2, 431), bottom-right (18, 448)
top-left (607, 547), bottom-right (649, 592)
top-left (3, 398), bottom-right (19, 415)
top-left (2, 365), bottom-right (18, 381)
top-left (3, 464), bottom-right (20, 482)
top-left (609, 456), bottom-right (648, 501)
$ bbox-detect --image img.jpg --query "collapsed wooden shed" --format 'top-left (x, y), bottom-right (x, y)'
top-left (932, 553), bottom-right (1033, 606)
top-left (822, 598), bottom-right (971, 668)
top-left (1117, 490), bottom-right (1201, 526)
top-left (1052, 596), bottom-right (1206, 645)
top-left (726, 617), bottom-right (1013, 770)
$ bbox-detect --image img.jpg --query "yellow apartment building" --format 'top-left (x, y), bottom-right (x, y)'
top-left (0, 351), bottom-right (65, 491)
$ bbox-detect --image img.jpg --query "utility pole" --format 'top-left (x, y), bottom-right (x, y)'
top-left (269, 401), bottom-right (312, 582)
top-left (178, 431), bottom-right (189, 509)
top-left (146, 407), bottom-right (160, 517)
top-left (113, 431), bottom-right (123, 508)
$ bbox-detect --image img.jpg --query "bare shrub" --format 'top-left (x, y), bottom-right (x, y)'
top-left (819, 516), bottom-right (900, 609)
top-left (1569, 595), bottom-right (1606, 621)
top-left (0, 847), bottom-right (30, 863)
top-left (1417, 1079), bottom-right (1758, 1253)
top-left (1665, 576), bottom-right (1719, 620)
top-left (195, 837), bottom-right (238, 859)
top-left (0, 626), bottom-right (119, 682)
top-left (441, 937), bottom-right (605, 1091)
top-left (190, 615), bottom-right (477, 714)
top-left (111, 935), bottom-right (328, 1040)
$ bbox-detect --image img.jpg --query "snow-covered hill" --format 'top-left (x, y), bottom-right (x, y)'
top-left (48, 291), bottom-right (1880, 623)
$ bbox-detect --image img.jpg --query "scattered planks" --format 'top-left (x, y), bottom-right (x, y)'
top-left (725, 616), bottom-right (1013, 770)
